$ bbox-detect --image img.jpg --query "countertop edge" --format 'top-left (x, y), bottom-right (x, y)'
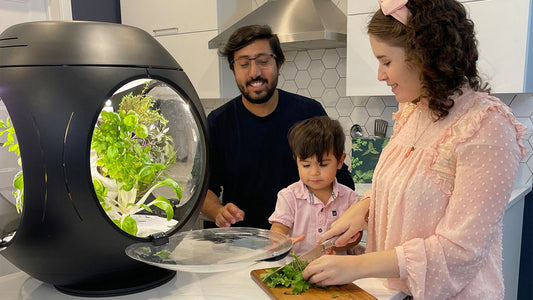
top-left (356, 183), bottom-right (532, 211)
top-left (508, 185), bottom-right (531, 209)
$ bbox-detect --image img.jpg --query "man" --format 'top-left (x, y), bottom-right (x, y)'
top-left (202, 24), bottom-right (354, 229)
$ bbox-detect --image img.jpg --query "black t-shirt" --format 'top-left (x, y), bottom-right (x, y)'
top-left (207, 89), bottom-right (354, 229)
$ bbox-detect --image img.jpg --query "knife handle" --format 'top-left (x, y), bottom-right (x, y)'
top-left (320, 236), bottom-right (339, 251)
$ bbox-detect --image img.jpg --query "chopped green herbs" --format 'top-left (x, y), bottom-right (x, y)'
top-left (260, 252), bottom-right (316, 295)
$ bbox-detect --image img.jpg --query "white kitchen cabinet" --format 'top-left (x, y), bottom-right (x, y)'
top-left (346, 0), bottom-right (378, 15)
top-left (120, 0), bottom-right (217, 35)
top-left (156, 31), bottom-right (221, 99)
top-left (346, 0), bottom-right (532, 96)
top-left (120, 0), bottom-right (221, 98)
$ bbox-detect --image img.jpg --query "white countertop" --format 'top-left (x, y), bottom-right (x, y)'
top-left (0, 261), bottom-right (405, 300)
top-left (356, 183), bottom-right (532, 211)
top-left (1, 184), bottom-right (529, 300)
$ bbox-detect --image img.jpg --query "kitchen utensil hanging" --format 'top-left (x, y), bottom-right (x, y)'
top-left (374, 119), bottom-right (388, 137)
top-left (350, 124), bottom-right (364, 138)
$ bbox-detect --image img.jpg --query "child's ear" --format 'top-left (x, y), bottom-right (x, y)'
top-left (337, 153), bottom-right (346, 169)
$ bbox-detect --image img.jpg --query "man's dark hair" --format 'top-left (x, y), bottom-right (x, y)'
top-left (288, 116), bottom-right (345, 163)
top-left (220, 24), bottom-right (285, 70)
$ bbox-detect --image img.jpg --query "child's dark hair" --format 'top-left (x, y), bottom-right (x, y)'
top-left (288, 116), bottom-right (345, 163)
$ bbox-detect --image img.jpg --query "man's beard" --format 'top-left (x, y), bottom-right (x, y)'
top-left (240, 77), bottom-right (278, 104)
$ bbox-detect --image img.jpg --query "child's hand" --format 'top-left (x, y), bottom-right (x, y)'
top-left (290, 234), bottom-right (305, 245)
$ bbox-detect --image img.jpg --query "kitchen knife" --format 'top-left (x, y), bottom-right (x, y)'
top-left (262, 236), bottom-right (339, 283)
top-left (298, 235), bottom-right (339, 263)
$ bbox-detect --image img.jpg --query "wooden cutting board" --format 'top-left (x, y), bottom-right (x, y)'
top-left (251, 268), bottom-right (377, 300)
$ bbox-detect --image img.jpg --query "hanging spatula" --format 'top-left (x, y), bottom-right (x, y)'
top-left (374, 119), bottom-right (388, 137)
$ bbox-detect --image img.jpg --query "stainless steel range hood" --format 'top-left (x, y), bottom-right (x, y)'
top-left (208, 0), bottom-right (347, 51)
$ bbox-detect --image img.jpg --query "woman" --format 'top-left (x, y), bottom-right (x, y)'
top-left (302, 0), bottom-right (527, 299)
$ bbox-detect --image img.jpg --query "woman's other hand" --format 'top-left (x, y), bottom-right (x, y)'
top-left (302, 248), bottom-right (399, 286)
top-left (302, 255), bottom-right (360, 286)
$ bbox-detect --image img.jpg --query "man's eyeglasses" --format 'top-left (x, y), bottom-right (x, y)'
top-left (232, 54), bottom-right (277, 70)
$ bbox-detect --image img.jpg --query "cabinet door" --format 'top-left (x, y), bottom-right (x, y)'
top-left (465, 0), bottom-right (530, 93)
top-left (348, 0), bottom-right (473, 15)
top-left (346, 0), bottom-right (532, 96)
top-left (347, 0), bottom-right (378, 15)
top-left (156, 31), bottom-right (221, 99)
top-left (1, 0), bottom-right (48, 33)
top-left (346, 13), bottom-right (390, 96)
top-left (120, 0), bottom-right (217, 35)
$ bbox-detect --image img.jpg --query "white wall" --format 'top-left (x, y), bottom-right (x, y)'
top-left (0, 0), bottom-right (72, 33)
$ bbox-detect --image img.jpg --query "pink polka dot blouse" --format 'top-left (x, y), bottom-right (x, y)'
top-left (365, 86), bottom-right (527, 299)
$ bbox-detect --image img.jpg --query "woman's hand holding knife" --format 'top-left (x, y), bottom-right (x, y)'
top-left (320, 197), bottom-right (370, 247)
top-left (301, 197), bottom-right (372, 285)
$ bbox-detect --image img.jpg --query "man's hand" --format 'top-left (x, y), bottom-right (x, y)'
top-left (201, 190), bottom-right (245, 227)
top-left (215, 203), bottom-right (244, 227)
top-left (290, 234), bottom-right (305, 245)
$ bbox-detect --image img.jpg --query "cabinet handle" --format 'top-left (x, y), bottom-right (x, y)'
top-left (152, 27), bottom-right (179, 37)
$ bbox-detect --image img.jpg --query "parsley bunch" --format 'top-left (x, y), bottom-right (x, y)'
top-left (261, 253), bottom-right (315, 295)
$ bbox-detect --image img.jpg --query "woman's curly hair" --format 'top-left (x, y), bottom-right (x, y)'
top-left (368, 0), bottom-right (489, 119)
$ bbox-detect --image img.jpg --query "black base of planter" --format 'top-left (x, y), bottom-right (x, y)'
top-left (54, 267), bottom-right (176, 297)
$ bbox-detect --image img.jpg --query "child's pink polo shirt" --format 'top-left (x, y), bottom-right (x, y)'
top-left (268, 179), bottom-right (359, 256)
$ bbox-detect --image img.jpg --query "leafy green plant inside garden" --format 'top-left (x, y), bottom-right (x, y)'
top-left (91, 87), bottom-right (182, 236)
top-left (0, 117), bottom-right (23, 213)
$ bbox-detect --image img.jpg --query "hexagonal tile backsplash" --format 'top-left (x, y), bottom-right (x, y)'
top-left (201, 48), bottom-right (533, 188)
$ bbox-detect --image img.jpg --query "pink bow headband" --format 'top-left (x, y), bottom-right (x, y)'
top-left (379, 0), bottom-right (410, 25)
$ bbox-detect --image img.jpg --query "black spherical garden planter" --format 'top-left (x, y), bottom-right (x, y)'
top-left (0, 21), bottom-right (208, 296)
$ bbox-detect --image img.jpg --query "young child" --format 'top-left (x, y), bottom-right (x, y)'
top-left (268, 116), bottom-right (360, 256)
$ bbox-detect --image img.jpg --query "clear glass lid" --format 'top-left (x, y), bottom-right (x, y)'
top-left (125, 227), bottom-right (292, 273)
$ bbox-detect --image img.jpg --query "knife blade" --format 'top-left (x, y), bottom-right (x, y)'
top-left (298, 235), bottom-right (339, 263)
top-left (262, 236), bottom-right (339, 282)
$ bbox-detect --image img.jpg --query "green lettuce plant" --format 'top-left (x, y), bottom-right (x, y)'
top-left (91, 89), bottom-right (182, 236)
top-left (0, 117), bottom-right (23, 213)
